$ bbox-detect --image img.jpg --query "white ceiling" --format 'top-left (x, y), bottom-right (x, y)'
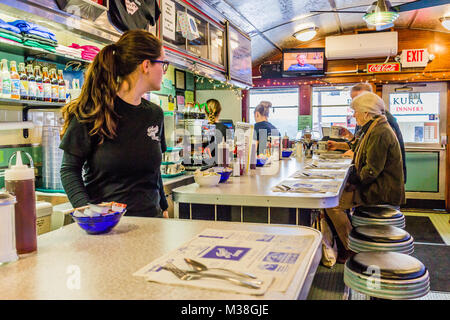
top-left (201, 0), bottom-right (450, 65)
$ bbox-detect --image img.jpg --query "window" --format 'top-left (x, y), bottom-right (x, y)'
top-left (249, 88), bottom-right (299, 139)
top-left (389, 92), bottom-right (440, 143)
top-left (312, 86), bottom-right (355, 136)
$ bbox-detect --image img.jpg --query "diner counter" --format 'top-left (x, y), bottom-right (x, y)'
top-left (0, 217), bottom-right (322, 300)
top-left (173, 158), bottom-right (351, 213)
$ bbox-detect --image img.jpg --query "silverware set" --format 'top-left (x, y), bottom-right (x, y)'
top-left (161, 259), bottom-right (263, 289)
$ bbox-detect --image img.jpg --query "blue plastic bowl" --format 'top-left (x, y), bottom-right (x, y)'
top-left (70, 211), bottom-right (125, 235)
top-left (256, 158), bottom-right (267, 167)
top-left (282, 150), bottom-right (293, 158)
top-left (218, 170), bottom-right (232, 183)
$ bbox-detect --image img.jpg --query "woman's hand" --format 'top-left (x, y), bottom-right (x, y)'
top-left (342, 150), bottom-right (354, 158)
top-left (340, 127), bottom-right (354, 140)
top-left (163, 210), bottom-right (169, 218)
top-left (327, 141), bottom-right (350, 151)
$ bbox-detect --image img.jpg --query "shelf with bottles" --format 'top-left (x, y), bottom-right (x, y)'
top-left (0, 39), bottom-right (91, 69)
top-left (1, 59), bottom-right (69, 106)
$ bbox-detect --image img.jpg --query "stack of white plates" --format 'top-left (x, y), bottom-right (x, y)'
top-left (352, 206), bottom-right (405, 228)
top-left (344, 252), bottom-right (430, 300)
top-left (349, 225), bottom-right (414, 255)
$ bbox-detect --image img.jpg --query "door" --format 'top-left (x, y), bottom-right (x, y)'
top-left (382, 82), bottom-right (447, 200)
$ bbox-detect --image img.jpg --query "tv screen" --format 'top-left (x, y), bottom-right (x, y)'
top-left (282, 48), bottom-right (325, 76)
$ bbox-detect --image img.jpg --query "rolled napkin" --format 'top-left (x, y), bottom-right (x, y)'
top-left (146, 263), bottom-right (274, 296)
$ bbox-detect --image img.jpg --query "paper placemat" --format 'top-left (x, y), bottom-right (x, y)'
top-left (134, 229), bottom-right (316, 295)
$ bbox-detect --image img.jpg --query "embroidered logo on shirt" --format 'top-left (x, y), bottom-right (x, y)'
top-left (125, 0), bottom-right (139, 15)
top-left (147, 125), bottom-right (160, 141)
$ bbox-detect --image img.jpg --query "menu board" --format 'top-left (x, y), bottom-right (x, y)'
top-left (228, 24), bottom-right (252, 86)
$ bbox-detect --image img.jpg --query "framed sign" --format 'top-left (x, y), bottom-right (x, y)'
top-left (227, 22), bottom-right (252, 86)
top-left (175, 69), bottom-right (186, 90)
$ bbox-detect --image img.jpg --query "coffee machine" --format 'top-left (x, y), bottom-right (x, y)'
top-left (178, 119), bottom-right (216, 171)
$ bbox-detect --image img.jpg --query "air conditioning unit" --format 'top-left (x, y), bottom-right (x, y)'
top-left (325, 32), bottom-right (398, 60)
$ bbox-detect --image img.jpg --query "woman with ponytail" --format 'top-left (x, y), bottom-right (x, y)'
top-left (205, 99), bottom-right (228, 141)
top-left (59, 30), bottom-right (171, 218)
top-left (253, 101), bottom-right (279, 154)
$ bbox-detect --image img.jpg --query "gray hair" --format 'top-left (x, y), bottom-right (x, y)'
top-left (351, 83), bottom-right (373, 94)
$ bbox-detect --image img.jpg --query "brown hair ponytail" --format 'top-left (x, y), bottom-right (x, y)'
top-left (254, 100), bottom-right (272, 118)
top-left (61, 30), bottom-right (162, 144)
top-left (205, 99), bottom-right (222, 124)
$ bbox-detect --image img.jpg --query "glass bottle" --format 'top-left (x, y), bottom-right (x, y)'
top-left (1, 59), bottom-right (11, 99)
top-left (10, 61), bottom-right (20, 100)
top-left (27, 64), bottom-right (37, 101)
top-left (35, 66), bottom-right (44, 101)
top-left (57, 70), bottom-right (66, 103)
top-left (19, 63), bottom-right (29, 100)
top-left (42, 67), bottom-right (51, 102)
top-left (50, 68), bottom-right (58, 102)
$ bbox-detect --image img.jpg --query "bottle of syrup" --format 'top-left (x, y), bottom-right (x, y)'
top-left (26, 64), bottom-right (37, 101)
top-left (1, 59), bottom-right (11, 99)
top-left (5, 151), bottom-right (37, 255)
top-left (19, 63), bottom-right (28, 100)
top-left (57, 70), bottom-right (66, 103)
top-left (10, 61), bottom-right (20, 100)
top-left (35, 66), bottom-right (44, 101)
top-left (42, 67), bottom-right (51, 102)
top-left (50, 68), bottom-right (58, 102)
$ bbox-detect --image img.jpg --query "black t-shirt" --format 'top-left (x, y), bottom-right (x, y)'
top-left (60, 97), bottom-right (166, 216)
top-left (254, 121), bottom-right (279, 154)
top-left (108, 0), bottom-right (161, 32)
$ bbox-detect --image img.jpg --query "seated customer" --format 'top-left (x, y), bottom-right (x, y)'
top-left (328, 83), bottom-right (407, 181)
top-left (325, 92), bottom-right (405, 264)
top-left (254, 101), bottom-right (280, 154)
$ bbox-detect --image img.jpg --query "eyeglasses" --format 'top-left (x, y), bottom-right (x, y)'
top-left (151, 60), bottom-right (170, 72)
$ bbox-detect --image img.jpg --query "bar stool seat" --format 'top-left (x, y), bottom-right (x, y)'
top-left (352, 206), bottom-right (405, 228)
top-left (344, 252), bottom-right (430, 299)
top-left (349, 225), bottom-right (414, 255)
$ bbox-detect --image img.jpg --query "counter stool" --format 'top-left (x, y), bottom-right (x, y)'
top-left (352, 206), bottom-right (405, 229)
top-left (344, 251), bottom-right (430, 300)
top-left (348, 225), bottom-right (414, 255)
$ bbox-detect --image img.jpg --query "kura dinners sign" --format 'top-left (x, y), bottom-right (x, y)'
top-left (367, 62), bottom-right (401, 73)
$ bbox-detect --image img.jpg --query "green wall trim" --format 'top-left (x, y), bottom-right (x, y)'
top-left (405, 152), bottom-right (439, 192)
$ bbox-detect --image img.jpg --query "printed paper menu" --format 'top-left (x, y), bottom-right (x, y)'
top-left (134, 228), bottom-right (317, 293)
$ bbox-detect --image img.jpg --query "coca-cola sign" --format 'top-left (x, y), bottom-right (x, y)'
top-left (367, 63), bottom-right (401, 73)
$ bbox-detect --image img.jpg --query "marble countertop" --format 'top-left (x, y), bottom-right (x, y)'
top-left (0, 217), bottom-right (322, 300)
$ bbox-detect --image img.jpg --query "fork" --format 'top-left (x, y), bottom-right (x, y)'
top-left (162, 262), bottom-right (261, 289)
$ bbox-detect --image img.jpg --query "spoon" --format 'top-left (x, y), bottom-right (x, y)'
top-left (184, 258), bottom-right (263, 284)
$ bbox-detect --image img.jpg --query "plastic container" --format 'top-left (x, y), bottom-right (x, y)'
top-left (0, 192), bottom-right (18, 264)
top-left (5, 151), bottom-right (37, 254)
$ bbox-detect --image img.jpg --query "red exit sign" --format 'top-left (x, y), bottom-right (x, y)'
top-left (401, 49), bottom-right (430, 68)
top-left (367, 63), bottom-right (401, 73)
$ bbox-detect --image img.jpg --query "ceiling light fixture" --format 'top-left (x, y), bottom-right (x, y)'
top-left (293, 27), bottom-right (318, 42)
top-left (363, 0), bottom-right (399, 26)
top-left (440, 16), bottom-right (450, 30)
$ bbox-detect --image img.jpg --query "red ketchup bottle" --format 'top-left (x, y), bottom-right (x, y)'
top-left (5, 151), bottom-right (37, 255)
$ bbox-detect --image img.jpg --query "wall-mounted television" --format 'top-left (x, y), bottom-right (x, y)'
top-left (282, 48), bottom-right (326, 77)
